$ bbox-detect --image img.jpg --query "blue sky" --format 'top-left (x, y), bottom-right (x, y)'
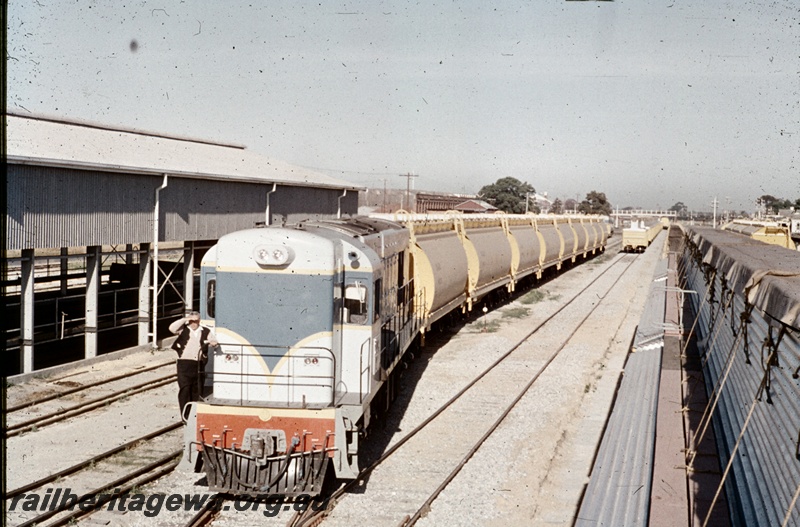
top-left (7, 1), bottom-right (799, 211)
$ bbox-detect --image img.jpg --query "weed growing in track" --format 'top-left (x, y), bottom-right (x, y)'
top-left (521, 289), bottom-right (561, 304)
top-left (481, 320), bottom-right (501, 333)
top-left (520, 289), bottom-right (546, 304)
top-left (502, 307), bottom-right (530, 319)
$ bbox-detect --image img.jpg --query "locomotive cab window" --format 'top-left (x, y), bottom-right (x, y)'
top-left (373, 279), bottom-right (381, 322)
top-left (344, 281), bottom-right (368, 325)
top-left (206, 279), bottom-right (216, 319)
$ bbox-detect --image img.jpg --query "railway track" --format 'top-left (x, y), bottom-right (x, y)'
top-left (5, 361), bottom-right (177, 437)
top-left (287, 252), bottom-right (640, 527)
top-left (5, 423), bottom-right (183, 527)
top-left (7, 360), bottom-right (175, 412)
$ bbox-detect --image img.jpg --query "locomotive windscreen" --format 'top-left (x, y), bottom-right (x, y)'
top-left (215, 271), bottom-right (334, 370)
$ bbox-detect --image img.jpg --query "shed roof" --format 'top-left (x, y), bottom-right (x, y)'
top-left (5, 112), bottom-right (361, 191)
top-left (453, 199), bottom-right (498, 212)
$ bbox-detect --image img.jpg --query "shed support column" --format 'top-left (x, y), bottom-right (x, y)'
top-left (85, 245), bottom-right (101, 359)
top-left (60, 247), bottom-right (69, 296)
top-left (138, 243), bottom-right (151, 346)
top-left (125, 243), bottom-right (134, 265)
top-left (184, 241), bottom-right (194, 312)
top-left (20, 249), bottom-right (35, 373)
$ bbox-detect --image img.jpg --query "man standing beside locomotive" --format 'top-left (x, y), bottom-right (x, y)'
top-left (169, 311), bottom-right (218, 420)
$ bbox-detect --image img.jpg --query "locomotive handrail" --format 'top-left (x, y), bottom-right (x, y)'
top-left (358, 337), bottom-right (371, 404)
top-left (209, 343), bottom-right (336, 407)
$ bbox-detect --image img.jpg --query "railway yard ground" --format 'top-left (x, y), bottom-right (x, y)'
top-left (6, 235), bottom-right (666, 527)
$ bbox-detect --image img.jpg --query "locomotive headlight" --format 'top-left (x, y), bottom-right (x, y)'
top-left (253, 245), bottom-right (294, 267)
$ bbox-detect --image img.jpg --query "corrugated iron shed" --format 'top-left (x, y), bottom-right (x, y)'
top-left (5, 113), bottom-right (361, 249)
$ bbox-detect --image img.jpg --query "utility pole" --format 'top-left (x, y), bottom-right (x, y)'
top-left (725, 196), bottom-right (731, 223)
top-left (712, 196), bottom-right (718, 229)
top-left (383, 178), bottom-right (387, 213)
top-left (399, 173), bottom-right (418, 212)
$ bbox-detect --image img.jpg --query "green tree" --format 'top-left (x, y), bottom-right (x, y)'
top-left (477, 177), bottom-right (535, 214)
top-left (550, 198), bottom-right (563, 214)
top-left (757, 194), bottom-right (798, 214)
top-left (578, 191), bottom-right (613, 215)
top-left (756, 194), bottom-right (780, 214)
top-left (669, 201), bottom-right (687, 213)
top-left (669, 201), bottom-right (688, 219)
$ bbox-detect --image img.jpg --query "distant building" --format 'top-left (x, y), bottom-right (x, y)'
top-left (416, 192), bottom-right (475, 213)
top-left (775, 208), bottom-right (799, 237)
top-left (453, 199), bottom-right (499, 213)
top-left (531, 192), bottom-right (553, 213)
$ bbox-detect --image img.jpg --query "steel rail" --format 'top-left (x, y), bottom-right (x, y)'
top-left (5, 421), bottom-right (182, 499)
top-left (182, 494), bottom-right (225, 527)
top-left (288, 252), bottom-right (637, 527)
top-left (5, 374), bottom-right (177, 437)
top-left (7, 360), bottom-right (176, 412)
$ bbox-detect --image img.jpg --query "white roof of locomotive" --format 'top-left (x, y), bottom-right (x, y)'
top-left (6, 112), bottom-right (361, 191)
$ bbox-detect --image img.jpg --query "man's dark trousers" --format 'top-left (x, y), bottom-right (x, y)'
top-left (177, 359), bottom-right (200, 420)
